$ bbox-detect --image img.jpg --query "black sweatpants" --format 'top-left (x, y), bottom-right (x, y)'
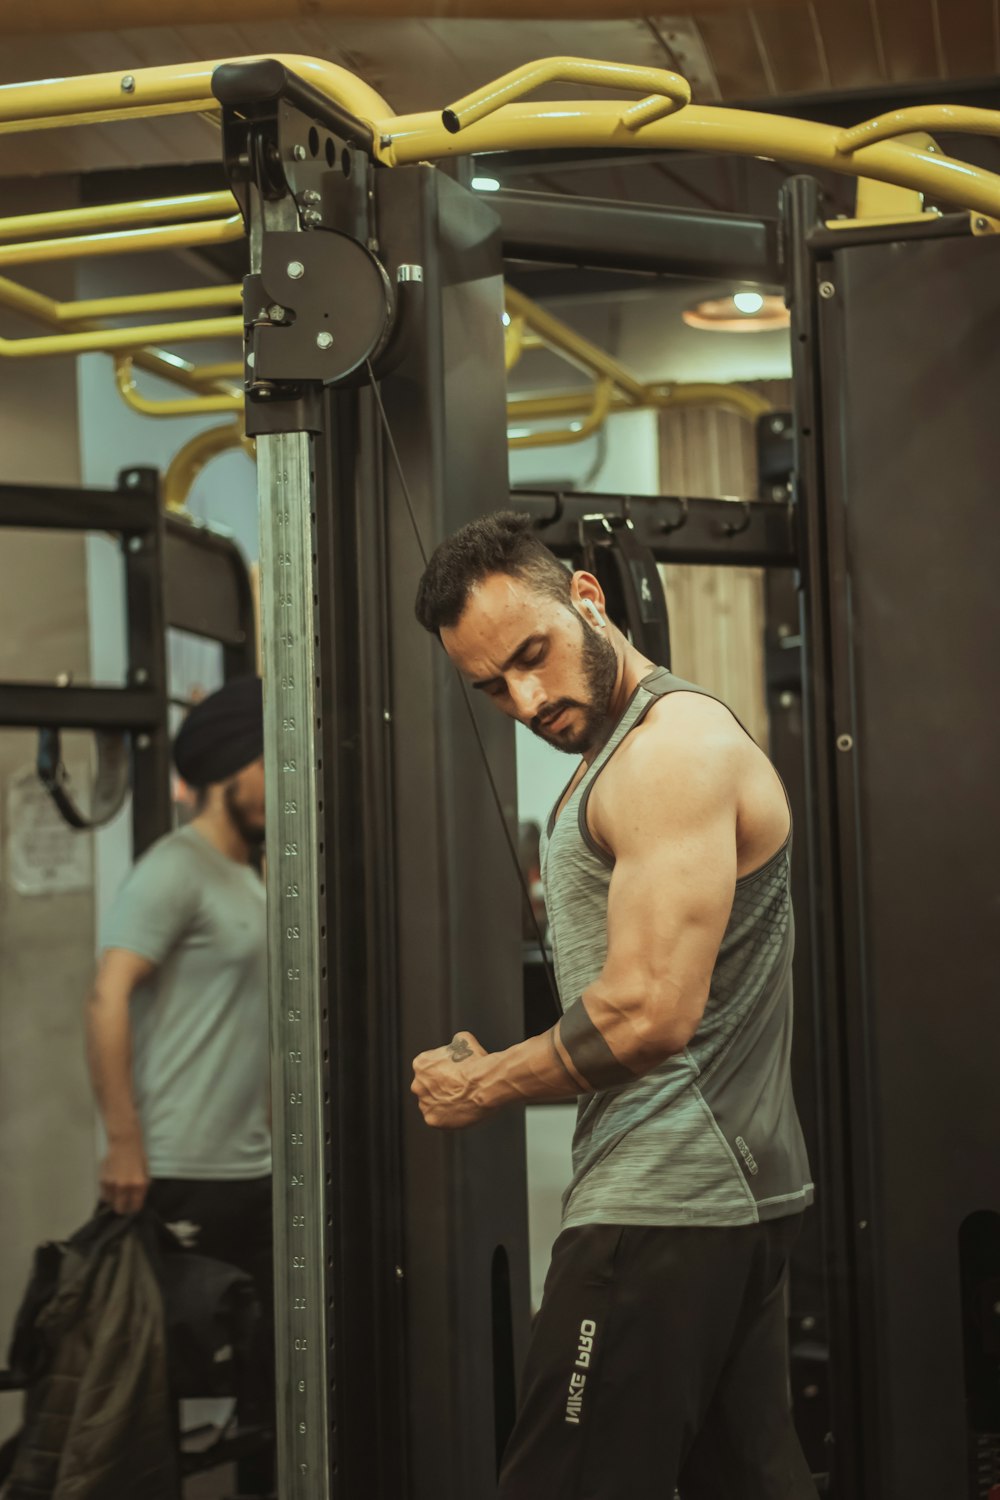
top-left (499, 1216), bottom-right (817, 1500)
top-left (146, 1176), bottom-right (275, 1497)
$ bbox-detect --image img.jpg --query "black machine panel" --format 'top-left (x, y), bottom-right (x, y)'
top-left (814, 231), bottom-right (1000, 1499)
top-left (378, 167), bottom-right (532, 1500)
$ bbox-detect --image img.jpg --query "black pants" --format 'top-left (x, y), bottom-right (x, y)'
top-left (146, 1176), bottom-right (275, 1497)
top-left (499, 1216), bottom-right (817, 1500)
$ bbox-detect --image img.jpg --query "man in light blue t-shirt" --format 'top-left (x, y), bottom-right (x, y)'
top-left (85, 676), bottom-right (273, 1497)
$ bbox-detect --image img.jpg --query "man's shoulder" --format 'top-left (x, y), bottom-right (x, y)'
top-left (127, 826), bottom-right (208, 885)
top-left (624, 689), bottom-right (747, 776)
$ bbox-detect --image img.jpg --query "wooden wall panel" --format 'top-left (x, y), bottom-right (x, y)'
top-left (656, 380), bottom-right (791, 752)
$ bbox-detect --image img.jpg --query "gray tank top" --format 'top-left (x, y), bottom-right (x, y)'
top-left (540, 668), bottom-right (813, 1229)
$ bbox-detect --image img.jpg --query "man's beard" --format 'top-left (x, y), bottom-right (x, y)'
top-left (530, 619), bottom-right (619, 755)
top-left (224, 782), bottom-right (266, 849)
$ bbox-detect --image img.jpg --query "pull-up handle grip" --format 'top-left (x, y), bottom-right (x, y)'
top-left (443, 56), bottom-right (691, 137)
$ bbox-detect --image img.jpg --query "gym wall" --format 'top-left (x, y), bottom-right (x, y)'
top-left (0, 178), bottom-right (97, 1447)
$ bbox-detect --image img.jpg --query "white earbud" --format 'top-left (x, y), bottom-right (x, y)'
top-left (582, 600), bottom-right (605, 627)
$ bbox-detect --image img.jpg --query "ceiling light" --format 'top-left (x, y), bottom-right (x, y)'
top-left (472, 176), bottom-right (501, 192)
top-left (683, 292), bottom-right (789, 333)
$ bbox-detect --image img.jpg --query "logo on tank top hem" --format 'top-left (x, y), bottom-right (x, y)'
top-left (565, 1319), bottom-right (597, 1425)
top-left (735, 1135), bottom-right (760, 1176)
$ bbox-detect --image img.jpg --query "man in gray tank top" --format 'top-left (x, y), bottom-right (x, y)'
top-left (412, 513), bottom-right (816, 1499)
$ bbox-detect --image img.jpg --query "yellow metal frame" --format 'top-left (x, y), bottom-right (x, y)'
top-left (444, 58), bottom-right (690, 135)
top-left (0, 190), bottom-right (236, 242)
top-left (163, 421), bottom-right (254, 513)
top-left (509, 379), bottom-right (614, 450)
top-left (115, 355), bottom-right (243, 416)
top-left (0, 51), bottom-right (998, 461)
top-left (504, 284), bottom-right (772, 445)
top-left (0, 54), bottom-right (997, 218)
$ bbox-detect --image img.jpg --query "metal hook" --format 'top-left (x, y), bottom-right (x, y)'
top-left (660, 496), bottom-right (689, 535)
top-left (719, 500), bottom-right (752, 537)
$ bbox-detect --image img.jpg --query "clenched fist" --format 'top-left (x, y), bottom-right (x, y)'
top-left (411, 1031), bottom-right (492, 1129)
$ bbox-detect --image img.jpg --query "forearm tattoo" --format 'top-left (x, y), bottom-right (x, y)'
top-left (558, 999), bottom-right (637, 1092)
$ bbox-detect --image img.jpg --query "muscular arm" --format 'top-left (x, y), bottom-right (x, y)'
top-left (412, 719), bottom-right (740, 1124)
top-left (86, 948), bottom-right (156, 1211)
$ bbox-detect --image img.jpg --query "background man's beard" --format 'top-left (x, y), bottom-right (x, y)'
top-left (224, 783), bottom-right (266, 848)
top-left (532, 622), bottom-right (619, 755)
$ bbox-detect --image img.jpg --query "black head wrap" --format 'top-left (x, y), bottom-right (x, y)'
top-left (173, 676), bottom-right (264, 790)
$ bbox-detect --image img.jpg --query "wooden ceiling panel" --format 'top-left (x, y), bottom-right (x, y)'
top-left (810, 0), bottom-right (885, 90)
top-left (875, 0), bottom-right (943, 83)
top-left (937, 0), bottom-right (1000, 77)
top-left (695, 9), bottom-right (773, 97)
top-left (753, 5), bottom-right (830, 95)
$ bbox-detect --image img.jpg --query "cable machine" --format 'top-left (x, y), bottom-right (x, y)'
top-left (1, 51), bottom-right (999, 1500)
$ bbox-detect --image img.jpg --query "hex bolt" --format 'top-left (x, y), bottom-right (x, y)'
top-left (383, 709), bottom-right (392, 723)
top-left (395, 1266), bottom-right (404, 1280)
top-left (779, 691), bottom-right (795, 709)
top-left (837, 733), bottom-right (854, 752)
top-left (134, 667), bottom-right (149, 685)
top-left (120, 74), bottom-right (135, 94)
top-left (287, 261), bottom-right (305, 280)
top-left (127, 536), bottom-right (143, 553)
top-left (975, 216), bottom-right (989, 231)
top-left (125, 471), bottom-right (142, 489)
top-left (136, 734), bottom-right (151, 750)
top-left (769, 416), bottom-right (785, 434)
top-left (303, 209), bottom-right (322, 227)
top-left (300, 189), bottom-right (321, 205)
top-left (819, 281), bottom-right (836, 299)
top-left (293, 144), bottom-right (307, 160)
top-left (267, 304), bottom-right (286, 321)
top-left (316, 331), bottom-right (334, 350)
top-left (800, 1315), bottom-right (816, 1332)
top-left (55, 672), bottom-right (71, 688)
top-left (771, 484), bottom-right (787, 502)
top-left (858, 1219), bottom-right (868, 1230)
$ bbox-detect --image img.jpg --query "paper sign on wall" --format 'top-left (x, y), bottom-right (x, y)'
top-left (5, 765), bottom-right (93, 897)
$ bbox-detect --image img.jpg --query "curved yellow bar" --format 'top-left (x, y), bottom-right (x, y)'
top-left (0, 54), bottom-right (391, 134)
top-left (505, 283), bottom-right (647, 403)
top-left (0, 272), bottom-right (238, 396)
top-left (0, 216), bottom-right (244, 267)
top-left (163, 422), bottom-right (249, 513)
top-left (443, 57), bottom-right (689, 135)
top-left (0, 191), bottom-right (236, 242)
top-left (0, 316), bottom-right (241, 360)
top-left (64, 285), bottom-right (243, 321)
top-left (508, 381), bottom-right (771, 425)
top-left (504, 315), bottom-right (526, 373)
top-left (509, 378), bottom-right (613, 450)
top-left (380, 101), bottom-right (1000, 219)
top-left (836, 105), bottom-right (1000, 154)
top-left (115, 355), bottom-right (243, 415)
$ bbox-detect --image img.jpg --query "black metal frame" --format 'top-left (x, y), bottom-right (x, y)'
top-left (0, 468), bottom-right (257, 855)
top-left (512, 487), bottom-right (795, 567)
top-left (496, 188), bottom-right (780, 283)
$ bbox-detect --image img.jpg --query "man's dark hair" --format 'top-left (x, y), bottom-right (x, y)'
top-left (414, 510), bottom-right (571, 635)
